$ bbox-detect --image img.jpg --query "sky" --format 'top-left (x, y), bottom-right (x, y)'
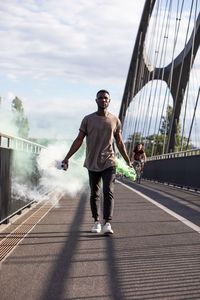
top-left (0, 0), bottom-right (146, 140)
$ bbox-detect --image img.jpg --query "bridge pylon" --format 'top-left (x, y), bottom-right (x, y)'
top-left (119, 0), bottom-right (200, 153)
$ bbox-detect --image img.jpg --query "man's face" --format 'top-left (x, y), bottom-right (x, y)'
top-left (96, 92), bottom-right (110, 109)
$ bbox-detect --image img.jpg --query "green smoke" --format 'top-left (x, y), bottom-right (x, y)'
top-left (115, 157), bottom-right (136, 181)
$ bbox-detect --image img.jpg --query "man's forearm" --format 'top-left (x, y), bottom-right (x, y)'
top-left (116, 142), bottom-right (131, 165)
top-left (63, 138), bottom-right (83, 161)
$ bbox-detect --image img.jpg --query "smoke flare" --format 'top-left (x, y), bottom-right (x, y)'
top-left (116, 157), bottom-right (136, 181)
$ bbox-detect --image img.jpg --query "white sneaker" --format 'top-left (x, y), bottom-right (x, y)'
top-left (91, 221), bottom-right (101, 233)
top-left (103, 222), bottom-right (114, 234)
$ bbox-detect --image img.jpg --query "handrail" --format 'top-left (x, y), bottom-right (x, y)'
top-left (148, 148), bottom-right (200, 161)
top-left (0, 132), bottom-right (46, 154)
top-left (0, 200), bottom-right (36, 225)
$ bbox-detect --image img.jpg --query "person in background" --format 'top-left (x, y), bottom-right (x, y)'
top-left (62, 89), bottom-right (131, 235)
top-left (131, 142), bottom-right (147, 172)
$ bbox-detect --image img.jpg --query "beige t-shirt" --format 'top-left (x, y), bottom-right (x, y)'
top-left (80, 112), bottom-right (121, 171)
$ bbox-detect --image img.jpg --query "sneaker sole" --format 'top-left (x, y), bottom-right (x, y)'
top-left (103, 230), bottom-right (114, 235)
top-left (91, 230), bottom-right (101, 233)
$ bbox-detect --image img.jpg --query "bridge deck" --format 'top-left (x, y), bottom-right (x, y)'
top-left (0, 180), bottom-right (200, 300)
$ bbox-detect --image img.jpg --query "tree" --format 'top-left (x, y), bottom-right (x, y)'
top-left (144, 105), bottom-right (176, 155)
top-left (145, 104), bottom-right (192, 156)
top-left (124, 105), bottom-right (193, 157)
top-left (12, 97), bottom-right (29, 138)
top-left (160, 105), bottom-right (183, 152)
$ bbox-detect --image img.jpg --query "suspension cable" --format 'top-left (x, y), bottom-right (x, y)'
top-left (186, 86), bottom-right (200, 149)
top-left (162, 0), bottom-right (173, 153)
top-left (143, 1), bottom-right (161, 140)
top-left (152, 0), bottom-right (171, 155)
top-left (171, 0), bottom-right (195, 140)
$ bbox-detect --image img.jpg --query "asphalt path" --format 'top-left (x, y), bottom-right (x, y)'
top-left (0, 180), bottom-right (200, 300)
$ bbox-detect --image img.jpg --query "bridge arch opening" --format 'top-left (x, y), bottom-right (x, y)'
top-left (122, 80), bottom-right (173, 157)
top-left (144, 0), bottom-right (199, 68)
top-left (179, 49), bottom-right (200, 150)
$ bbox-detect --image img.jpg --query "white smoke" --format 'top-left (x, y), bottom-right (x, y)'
top-left (12, 180), bottom-right (49, 203)
top-left (1, 95), bottom-right (88, 205)
top-left (36, 141), bottom-right (88, 203)
top-left (11, 140), bottom-right (88, 205)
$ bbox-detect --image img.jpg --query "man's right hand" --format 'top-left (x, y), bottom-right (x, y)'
top-left (61, 159), bottom-right (69, 171)
top-left (127, 160), bottom-right (132, 168)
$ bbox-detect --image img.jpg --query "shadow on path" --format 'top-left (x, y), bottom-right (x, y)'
top-left (41, 190), bottom-right (88, 300)
top-left (122, 179), bottom-right (200, 227)
top-left (105, 236), bottom-right (125, 300)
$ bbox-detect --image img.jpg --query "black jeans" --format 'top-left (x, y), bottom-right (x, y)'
top-left (88, 167), bottom-right (116, 222)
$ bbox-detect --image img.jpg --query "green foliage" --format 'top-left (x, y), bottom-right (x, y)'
top-left (12, 97), bottom-right (24, 113)
top-left (12, 96), bottom-right (29, 138)
top-left (126, 105), bottom-right (192, 157)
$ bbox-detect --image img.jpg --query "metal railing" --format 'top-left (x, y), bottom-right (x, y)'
top-left (0, 132), bottom-right (46, 224)
top-left (148, 148), bottom-right (200, 161)
top-left (0, 132), bottom-right (46, 153)
top-left (0, 200), bottom-right (35, 225)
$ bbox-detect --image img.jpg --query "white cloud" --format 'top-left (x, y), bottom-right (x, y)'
top-left (0, 0), bottom-right (146, 139)
top-left (0, 0), bottom-right (144, 81)
top-left (145, 1), bottom-right (200, 68)
top-left (1, 1), bottom-right (198, 143)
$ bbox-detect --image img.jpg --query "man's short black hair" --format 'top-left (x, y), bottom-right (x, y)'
top-left (96, 89), bottom-right (110, 98)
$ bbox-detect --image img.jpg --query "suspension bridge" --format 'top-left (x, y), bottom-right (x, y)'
top-left (0, 1), bottom-right (200, 299)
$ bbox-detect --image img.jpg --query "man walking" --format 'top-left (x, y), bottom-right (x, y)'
top-left (62, 90), bottom-right (131, 234)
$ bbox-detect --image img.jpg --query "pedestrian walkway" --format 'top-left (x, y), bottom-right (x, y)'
top-left (0, 181), bottom-right (200, 300)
